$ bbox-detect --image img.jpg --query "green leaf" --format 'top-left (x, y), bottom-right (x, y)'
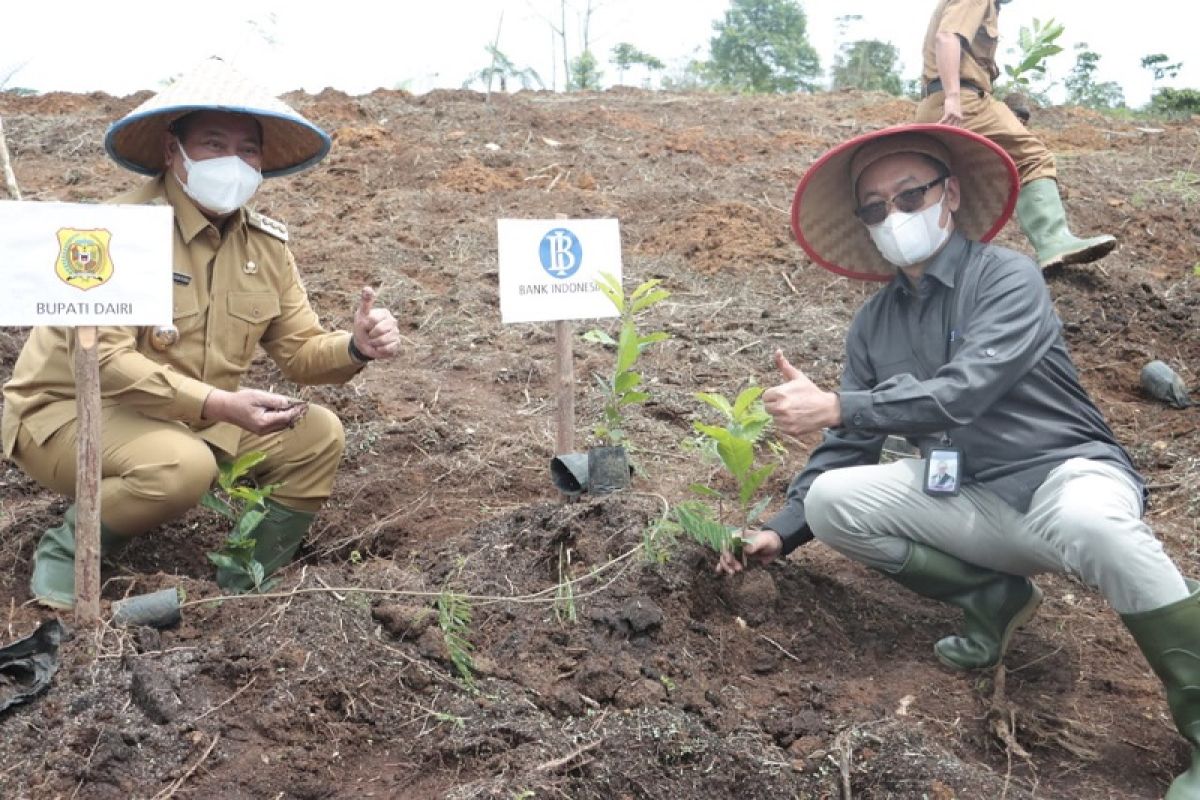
top-left (617, 391), bottom-right (649, 406)
top-left (582, 328), bottom-right (616, 346)
top-left (674, 504), bottom-right (731, 552)
top-left (206, 552), bottom-right (242, 571)
top-left (236, 507), bottom-right (266, 538)
top-left (228, 451), bottom-right (268, 481)
top-left (200, 493), bottom-right (237, 521)
top-left (738, 416), bottom-right (771, 443)
top-left (716, 437), bottom-right (754, 481)
top-left (595, 272), bottom-right (623, 312)
top-left (746, 494), bottom-right (773, 526)
top-left (694, 422), bottom-right (734, 445)
top-left (223, 536), bottom-right (257, 559)
top-left (695, 391), bottom-right (734, 419)
top-left (614, 371), bottom-right (642, 395)
top-left (630, 288), bottom-right (670, 314)
top-left (739, 462), bottom-right (777, 506)
top-left (615, 322), bottom-right (639, 375)
top-left (731, 386), bottom-right (764, 418)
top-left (249, 559), bottom-right (266, 590)
top-left (227, 485), bottom-right (262, 504)
top-left (629, 278), bottom-right (662, 301)
top-left (637, 331), bottom-right (670, 349)
top-left (688, 483), bottom-right (723, 499)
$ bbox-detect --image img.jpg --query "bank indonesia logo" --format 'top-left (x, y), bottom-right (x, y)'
top-left (539, 228), bottom-right (583, 279)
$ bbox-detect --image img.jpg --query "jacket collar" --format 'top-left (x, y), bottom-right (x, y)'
top-left (887, 229), bottom-right (968, 297)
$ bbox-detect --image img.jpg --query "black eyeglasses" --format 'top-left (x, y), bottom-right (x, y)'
top-left (854, 175), bottom-right (949, 226)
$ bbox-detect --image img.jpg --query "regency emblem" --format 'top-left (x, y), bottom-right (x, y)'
top-left (55, 228), bottom-right (114, 291)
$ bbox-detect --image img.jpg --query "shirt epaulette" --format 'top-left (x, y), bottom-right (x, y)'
top-left (246, 210), bottom-right (289, 242)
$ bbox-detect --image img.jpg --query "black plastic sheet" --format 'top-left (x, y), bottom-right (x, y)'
top-left (0, 619), bottom-right (67, 713)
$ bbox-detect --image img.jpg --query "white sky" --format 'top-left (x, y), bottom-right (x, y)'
top-left (3, 1), bottom-right (1194, 108)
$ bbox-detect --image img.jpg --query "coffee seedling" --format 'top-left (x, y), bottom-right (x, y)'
top-left (201, 451), bottom-right (280, 592)
top-left (675, 386), bottom-right (778, 555)
top-left (582, 271), bottom-right (670, 447)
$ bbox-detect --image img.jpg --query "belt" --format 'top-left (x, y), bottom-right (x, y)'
top-left (924, 78), bottom-right (987, 98)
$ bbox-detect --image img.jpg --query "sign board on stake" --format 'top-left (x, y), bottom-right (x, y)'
top-left (497, 218), bottom-right (624, 459)
top-left (0, 200), bottom-right (173, 624)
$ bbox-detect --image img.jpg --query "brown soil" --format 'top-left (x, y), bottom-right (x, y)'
top-left (0, 86), bottom-right (1197, 800)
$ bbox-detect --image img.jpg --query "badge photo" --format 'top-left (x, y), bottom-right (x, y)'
top-left (924, 448), bottom-right (962, 497)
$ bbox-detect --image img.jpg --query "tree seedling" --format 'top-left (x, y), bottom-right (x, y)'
top-left (674, 386), bottom-right (778, 556)
top-left (996, 17), bottom-right (1064, 100)
top-left (582, 271), bottom-right (670, 447)
top-left (201, 451), bottom-right (279, 593)
top-left (438, 587), bottom-right (476, 689)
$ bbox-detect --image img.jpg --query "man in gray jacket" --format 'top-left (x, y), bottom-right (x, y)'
top-left (720, 123), bottom-right (1199, 799)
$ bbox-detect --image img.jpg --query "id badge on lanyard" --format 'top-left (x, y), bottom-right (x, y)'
top-left (923, 434), bottom-right (962, 497)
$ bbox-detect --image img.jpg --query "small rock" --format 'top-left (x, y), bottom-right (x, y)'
top-left (1141, 360), bottom-right (1192, 408)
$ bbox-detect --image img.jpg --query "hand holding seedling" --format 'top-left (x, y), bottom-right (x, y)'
top-left (715, 528), bottom-right (783, 576)
top-left (202, 387), bottom-right (308, 434)
top-left (352, 286), bottom-right (401, 360)
top-left (762, 350), bottom-right (841, 437)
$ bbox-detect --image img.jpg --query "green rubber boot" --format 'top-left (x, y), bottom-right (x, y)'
top-left (885, 542), bottom-right (1043, 671)
top-left (29, 506), bottom-right (127, 610)
top-left (215, 500), bottom-right (315, 591)
top-left (1122, 580), bottom-right (1200, 799)
top-left (1015, 177), bottom-right (1117, 269)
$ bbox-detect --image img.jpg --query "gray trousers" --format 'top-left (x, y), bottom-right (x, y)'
top-left (804, 457), bottom-right (1188, 614)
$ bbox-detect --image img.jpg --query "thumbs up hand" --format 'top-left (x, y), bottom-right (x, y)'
top-left (351, 286), bottom-right (401, 361)
top-left (762, 349), bottom-right (842, 436)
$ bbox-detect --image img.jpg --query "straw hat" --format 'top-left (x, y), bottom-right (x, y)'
top-left (791, 124), bottom-right (1019, 282)
top-left (104, 57), bottom-right (331, 178)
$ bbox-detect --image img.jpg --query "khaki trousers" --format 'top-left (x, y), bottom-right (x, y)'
top-left (803, 457), bottom-right (1188, 614)
top-left (10, 404), bottom-right (344, 536)
top-left (916, 90), bottom-right (1056, 185)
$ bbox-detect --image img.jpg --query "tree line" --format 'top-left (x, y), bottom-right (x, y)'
top-left (461, 0), bottom-right (1197, 118)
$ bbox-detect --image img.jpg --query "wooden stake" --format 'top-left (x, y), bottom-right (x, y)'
top-left (552, 212), bottom-right (574, 455)
top-left (73, 326), bottom-right (101, 626)
top-left (554, 319), bottom-right (575, 455)
top-left (0, 114), bottom-right (21, 200)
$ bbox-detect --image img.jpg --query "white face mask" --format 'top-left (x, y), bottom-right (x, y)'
top-left (867, 197), bottom-right (953, 268)
top-left (174, 141), bottom-right (263, 215)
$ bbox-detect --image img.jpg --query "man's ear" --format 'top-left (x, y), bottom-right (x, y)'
top-left (943, 175), bottom-right (962, 215)
top-left (162, 133), bottom-right (178, 170)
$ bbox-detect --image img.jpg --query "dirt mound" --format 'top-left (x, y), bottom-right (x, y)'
top-left (0, 87), bottom-right (1197, 799)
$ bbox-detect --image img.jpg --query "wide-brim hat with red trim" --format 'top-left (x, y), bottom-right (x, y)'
top-left (791, 123), bottom-right (1019, 282)
top-left (104, 57), bottom-right (331, 179)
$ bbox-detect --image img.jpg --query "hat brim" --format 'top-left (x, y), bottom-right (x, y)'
top-left (791, 124), bottom-right (1019, 282)
top-left (103, 59), bottom-right (331, 178)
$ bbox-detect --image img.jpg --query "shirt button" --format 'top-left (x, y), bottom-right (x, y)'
top-left (252, 307), bottom-right (260, 318)
top-left (853, 413), bottom-right (864, 426)
top-left (985, 347), bottom-right (997, 357)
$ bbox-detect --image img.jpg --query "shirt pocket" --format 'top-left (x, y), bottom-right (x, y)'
top-left (226, 291), bottom-right (280, 367)
top-left (144, 284), bottom-right (202, 354)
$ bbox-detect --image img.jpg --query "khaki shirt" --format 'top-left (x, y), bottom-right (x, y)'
top-left (2, 174), bottom-right (363, 457)
top-left (921, 0), bottom-right (1001, 92)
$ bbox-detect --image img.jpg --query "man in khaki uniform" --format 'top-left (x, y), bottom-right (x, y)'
top-left (916, 0), bottom-right (1117, 269)
top-left (1, 58), bottom-right (401, 608)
